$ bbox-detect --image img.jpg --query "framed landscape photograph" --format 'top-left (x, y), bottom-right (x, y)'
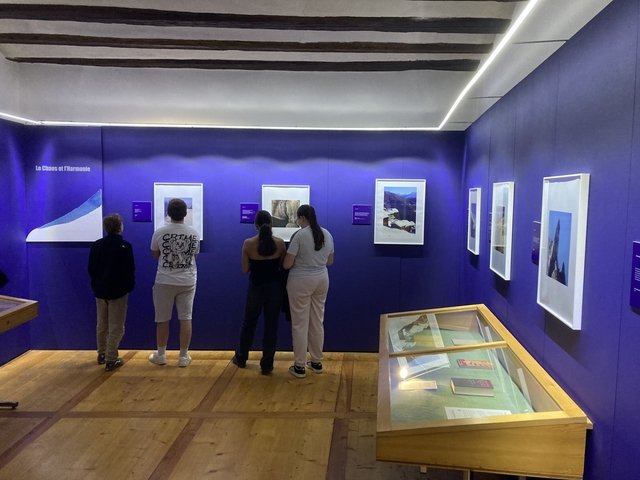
top-left (261, 185), bottom-right (310, 241)
top-left (467, 187), bottom-right (482, 255)
top-left (153, 182), bottom-right (204, 239)
top-left (374, 179), bottom-right (426, 245)
top-left (489, 182), bottom-right (514, 280)
top-left (537, 173), bottom-right (590, 330)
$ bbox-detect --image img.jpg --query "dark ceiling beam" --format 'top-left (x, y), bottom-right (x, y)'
top-left (7, 56), bottom-right (481, 72)
top-left (0, 4), bottom-right (510, 34)
top-left (0, 33), bottom-right (493, 54)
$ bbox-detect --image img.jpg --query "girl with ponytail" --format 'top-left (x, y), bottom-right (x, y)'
top-left (283, 205), bottom-right (335, 379)
top-left (232, 210), bottom-right (286, 375)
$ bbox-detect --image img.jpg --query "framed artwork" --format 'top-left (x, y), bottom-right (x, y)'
top-left (489, 181), bottom-right (515, 280)
top-left (153, 183), bottom-right (204, 239)
top-left (537, 173), bottom-right (590, 330)
top-left (374, 179), bottom-right (426, 245)
top-left (467, 187), bottom-right (482, 255)
top-left (261, 185), bottom-right (310, 241)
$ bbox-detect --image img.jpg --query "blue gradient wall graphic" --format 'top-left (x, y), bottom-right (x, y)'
top-left (26, 189), bottom-right (102, 242)
top-left (24, 128), bottom-right (103, 242)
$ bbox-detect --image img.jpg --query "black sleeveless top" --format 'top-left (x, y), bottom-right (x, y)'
top-left (249, 258), bottom-right (281, 286)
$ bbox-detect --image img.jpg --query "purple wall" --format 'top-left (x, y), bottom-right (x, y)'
top-left (101, 129), bottom-right (465, 352)
top-left (11, 127), bottom-right (464, 356)
top-left (0, 122), bottom-right (30, 363)
top-left (462, 1), bottom-right (640, 478)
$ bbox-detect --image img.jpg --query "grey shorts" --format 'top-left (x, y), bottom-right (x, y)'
top-left (152, 283), bottom-right (196, 322)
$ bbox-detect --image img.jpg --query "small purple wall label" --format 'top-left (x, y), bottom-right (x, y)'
top-left (132, 201), bottom-right (152, 222)
top-left (241, 203), bottom-right (259, 223)
top-left (631, 241), bottom-right (640, 309)
top-left (352, 204), bottom-right (372, 225)
top-left (532, 221), bottom-right (541, 265)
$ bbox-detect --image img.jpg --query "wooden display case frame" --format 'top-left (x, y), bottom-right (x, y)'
top-left (377, 304), bottom-right (592, 479)
top-left (0, 295), bottom-right (38, 335)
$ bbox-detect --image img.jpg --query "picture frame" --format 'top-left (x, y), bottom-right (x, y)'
top-left (153, 183), bottom-right (204, 239)
top-left (374, 179), bottom-right (426, 245)
top-left (489, 181), bottom-right (515, 280)
top-left (537, 173), bottom-right (590, 330)
top-left (261, 185), bottom-right (310, 242)
top-left (467, 187), bottom-right (482, 255)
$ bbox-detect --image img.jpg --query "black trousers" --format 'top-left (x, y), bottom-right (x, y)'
top-left (235, 281), bottom-right (283, 369)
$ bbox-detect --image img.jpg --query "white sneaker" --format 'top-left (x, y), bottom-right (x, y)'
top-left (148, 352), bottom-right (167, 365)
top-left (178, 355), bottom-right (192, 368)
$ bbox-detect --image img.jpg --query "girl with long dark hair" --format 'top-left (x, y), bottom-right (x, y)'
top-left (283, 205), bottom-right (334, 378)
top-left (232, 210), bottom-right (286, 374)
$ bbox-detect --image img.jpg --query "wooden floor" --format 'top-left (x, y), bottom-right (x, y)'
top-left (0, 351), bottom-right (521, 480)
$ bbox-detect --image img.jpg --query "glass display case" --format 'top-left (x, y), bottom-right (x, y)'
top-left (0, 295), bottom-right (38, 409)
top-left (377, 304), bottom-right (591, 479)
top-left (0, 295), bottom-right (38, 335)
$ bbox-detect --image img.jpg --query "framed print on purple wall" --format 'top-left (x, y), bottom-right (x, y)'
top-left (153, 183), bottom-right (204, 240)
top-left (467, 188), bottom-right (481, 255)
top-left (489, 182), bottom-right (514, 280)
top-left (537, 173), bottom-right (590, 330)
top-left (374, 179), bottom-right (426, 245)
top-left (261, 185), bottom-right (310, 242)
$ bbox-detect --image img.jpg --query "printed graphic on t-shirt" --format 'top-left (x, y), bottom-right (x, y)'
top-left (160, 233), bottom-right (198, 269)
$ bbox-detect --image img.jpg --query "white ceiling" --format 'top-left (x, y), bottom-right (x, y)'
top-left (0, 0), bottom-right (613, 130)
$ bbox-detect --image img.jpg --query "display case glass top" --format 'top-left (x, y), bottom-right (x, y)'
top-left (0, 298), bottom-right (22, 313)
top-left (386, 308), bottom-right (503, 355)
top-left (384, 307), bottom-right (561, 424)
top-left (389, 345), bottom-right (561, 425)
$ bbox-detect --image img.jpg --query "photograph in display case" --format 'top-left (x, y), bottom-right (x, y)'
top-left (537, 173), bottom-right (590, 330)
top-left (489, 182), bottom-right (514, 280)
top-left (387, 313), bottom-right (450, 379)
top-left (261, 185), bottom-right (310, 242)
top-left (153, 183), bottom-right (204, 239)
top-left (467, 187), bottom-right (481, 254)
top-left (374, 179), bottom-right (426, 245)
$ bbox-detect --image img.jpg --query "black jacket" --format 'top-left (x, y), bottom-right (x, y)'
top-left (88, 234), bottom-right (135, 299)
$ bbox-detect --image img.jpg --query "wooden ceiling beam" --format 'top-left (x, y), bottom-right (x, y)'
top-left (0, 5), bottom-right (510, 34)
top-left (0, 33), bottom-right (493, 54)
top-left (7, 56), bottom-right (481, 72)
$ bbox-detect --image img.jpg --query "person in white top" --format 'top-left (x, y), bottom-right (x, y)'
top-left (148, 198), bottom-right (200, 368)
top-left (283, 204), bottom-right (334, 379)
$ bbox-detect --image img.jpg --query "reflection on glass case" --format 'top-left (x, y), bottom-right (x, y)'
top-left (377, 304), bottom-right (591, 479)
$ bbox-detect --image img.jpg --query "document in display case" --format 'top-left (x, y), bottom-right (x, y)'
top-left (377, 304), bottom-right (591, 479)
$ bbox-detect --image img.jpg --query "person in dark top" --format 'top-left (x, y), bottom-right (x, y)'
top-left (232, 210), bottom-right (286, 375)
top-left (88, 213), bottom-right (135, 372)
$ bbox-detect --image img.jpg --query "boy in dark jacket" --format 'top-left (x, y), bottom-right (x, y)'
top-left (88, 213), bottom-right (135, 371)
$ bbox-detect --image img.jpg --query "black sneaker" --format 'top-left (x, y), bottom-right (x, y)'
top-left (105, 358), bottom-right (124, 372)
top-left (97, 353), bottom-right (106, 365)
top-left (260, 366), bottom-right (273, 376)
top-left (288, 365), bottom-right (306, 378)
top-left (231, 355), bottom-right (246, 368)
top-left (306, 361), bottom-right (323, 374)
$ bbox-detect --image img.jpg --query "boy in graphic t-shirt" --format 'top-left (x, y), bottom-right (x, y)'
top-left (148, 198), bottom-right (200, 368)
